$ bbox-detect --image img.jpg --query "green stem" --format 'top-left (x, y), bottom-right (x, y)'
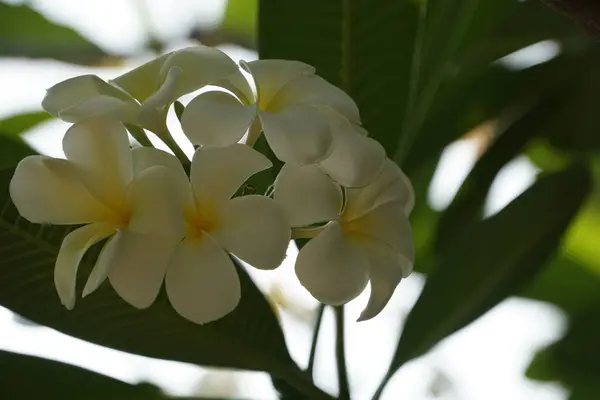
top-left (371, 370), bottom-right (393, 400)
top-left (335, 306), bottom-right (351, 400)
top-left (157, 127), bottom-right (190, 168)
top-left (307, 303), bottom-right (325, 378)
top-left (279, 365), bottom-right (336, 400)
top-left (125, 124), bottom-right (152, 147)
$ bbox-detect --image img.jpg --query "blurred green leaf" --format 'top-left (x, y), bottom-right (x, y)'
top-left (377, 164), bottom-right (591, 396)
top-left (259, 0), bottom-right (419, 156)
top-left (0, 171), bottom-right (330, 399)
top-left (222, 0), bottom-right (257, 43)
top-left (0, 3), bottom-right (110, 64)
top-left (0, 350), bottom-right (165, 399)
top-left (527, 307), bottom-right (600, 400)
top-left (0, 111), bottom-right (53, 135)
top-left (0, 112), bottom-right (49, 169)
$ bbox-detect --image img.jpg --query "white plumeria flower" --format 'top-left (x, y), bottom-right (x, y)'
top-left (132, 144), bottom-right (291, 324)
top-left (180, 59), bottom-right (365, 168)
top-left (273, 160), bottom-right (415, 320)
top-left (9, 117), bottom-right (184, 310)
top-left (42, 46), bottom-right (238, 134)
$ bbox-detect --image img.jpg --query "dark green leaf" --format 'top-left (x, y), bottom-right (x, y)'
top-left (0, 350), bottom-right (165, 399)
top-left (0, 170), bottom-right (331, 399)
top-left (386, 164), bottom-right (591, 382)
top-left (0, 3), bottom-right (110, 64)
top-left (259, 0), bottom-right (419, 156)
top-left (0, 111), bottom-right (53, 135)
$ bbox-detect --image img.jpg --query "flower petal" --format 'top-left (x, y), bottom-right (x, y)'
top-left (62, 118), bottom-right (133, 210)
top-left (10, 156), bottom-right (113, 224)
top-left (344, 159), bottom-right (415, 219)
top-left (131, 147), bottom-right (193, 214)
top-left (190, 144), bottom-right (271, 205)
top-left (165, 235), bottom-right (241, 324)
top-left (158, 46), bottom-right (239, 100)
top-left (272, 75), bottom-right (360, 123)
top-left (273, 164), bottom-right (342, 227)
top-left (318, 115), bottom-right (385, 187)
top-left (181, 91), bottom-right (256, 146)
top-left (81, 234), bottom-right (117, 298)
top-left (211, 195), bottom-right (290, 270)
top-left (54, 223), bottom-right (115, 309)
top-left (244, 60), bottom-right (315, 108)
top-left (259, 105), bottom-right (333, 165)
top-left (357, 238), bottom-right (413, 321)
top-left (110, 53), bottom-right (172, 102)
top-left (346, 201), bottom-right (414, 261)
top-left (125, 166), bottom-right (184, 238)
top-left (108, 230), bottom-right (179, 308)
top-left (57, 95), bottom-right (140, 125)
top-left (42, 75), bottom-right (135, 119)
top-left (295, 222), bottom-right (369, 305)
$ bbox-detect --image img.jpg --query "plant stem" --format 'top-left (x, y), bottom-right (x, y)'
top-left (245, 119), bottom-right (262, 147)
top-left (307, 303), bottom-right (325, 378)
top-left (158, 127), bottom-right (190, 168)
top-left (125, 124), bottom-right (153, 147)
top-left (335, 306), bottom-right (351, 400)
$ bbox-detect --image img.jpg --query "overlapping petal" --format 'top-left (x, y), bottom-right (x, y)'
top-left (54, 222), bottom-right (115, 309)
top-left (318, 114), bottom-right (385, 188)
top-left (108, 230), bottom-right (180, 309)
top-left (272, 75), bottom-right (360, 123)
top-left (10, 156), bottom-right (113, 224)
top-left (273, 164), bottom-right (342, 227)
top-left (245, 59), bottom-right (315, 108)
top-left (296, 222), bottom-right (369, 305)
top-left (110, 53), bottom-right (172, 102)
top-left (181, 91), bottom-right (256, 146)
top-left (211, 195), bottom-right (290, 270)
top-left (42, 75), bottom-right (137, 122)
top-left (62, 118), bottom-right (133, 209)
top-left (357, 238), bottom-right (413, 321)
top-left (125, 166), bottom-right (184, 237)
top-left (190, 144), bottom-right (272, 206)
top-left (259, 105), bottom-right (333, 164)
top-left (166, 235), bottom-right (241, 324)
top-left (344, 159), bottom-right (415, 220)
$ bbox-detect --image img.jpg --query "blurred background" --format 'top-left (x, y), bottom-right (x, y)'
top-left (1, 0), bottom-right (600, 399)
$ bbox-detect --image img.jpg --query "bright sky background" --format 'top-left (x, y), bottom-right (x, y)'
top-left (0, 1), bottom-right (570, 399)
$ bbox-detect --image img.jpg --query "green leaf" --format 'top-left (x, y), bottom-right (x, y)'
top-left (0, 112), bottom-right (49, 169)
top-left (258, 0), bottom-right (420, 156)
top-left (0, 3), bottom-right (110, 64)
top-left (379, 164), bottom-right (591, 394)
top-left (527, 307), bottom-right (600, 400)
top-left (0, 170), bottom-right (331, 399)
top-left (0, 350), bottom-right (166, 399)
top-left (0, 111), bottom-right (53, 135)
top-left (222, 0), bottom-right (257, 43)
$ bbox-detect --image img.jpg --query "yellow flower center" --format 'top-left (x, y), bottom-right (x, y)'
top-left (185, 206), bottom-right (220, 239)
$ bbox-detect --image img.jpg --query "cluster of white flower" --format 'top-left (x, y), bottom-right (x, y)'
top-left (10, 46), bottom-right (414, 324)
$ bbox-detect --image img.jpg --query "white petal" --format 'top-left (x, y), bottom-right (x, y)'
top-left (296, 222), bottom-right (369, 305)
top-left (82, 234), bottom-right (117, 297)
top-left (273, 75), bottom-right (360, 123)
top-left (344, 159), bottom-right (415, 219)
top-left (138, 67), bottom-right (182, 128)
top-left (190, 144), bottom-right (271, 205)
top-left (110, 53), bottom-right (171, 102)
top-left (318, 116), bottom-right (385, 187)
top-left (125, 166), bottom-right (184, 238)
top-left (259, 105), bottom-right (333, 165)
top-left (54, 223), bottom-right (115, 309)
top-left (42, 75), bottom-right (135, 119)
top-left (57, 95), bottom-right (140, 124)
top-left (244, 60), bottom-right (315, 108)
top-left (62, 118), bottom-right (133, 210)
top-left (131, 147), bottom-right (193, 214)
top-left (181, 91), bottom-right (256, 146)
top-left (108, 230), bottom-right (179, 308)
top-left (158, 46), bottom-right (239, 100)
top-left (273, 164), bottom-right (342, 227)
top-left (10, 156), bottom-right (113, 224)
top-left (346, 202), bottom-right (414, 261)
top-left (211, 195), bottom-right (290, 270)
top-left (166, 235), bottom-right (241, 324)
top-left (357, 239), bottom-right (412, 321)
